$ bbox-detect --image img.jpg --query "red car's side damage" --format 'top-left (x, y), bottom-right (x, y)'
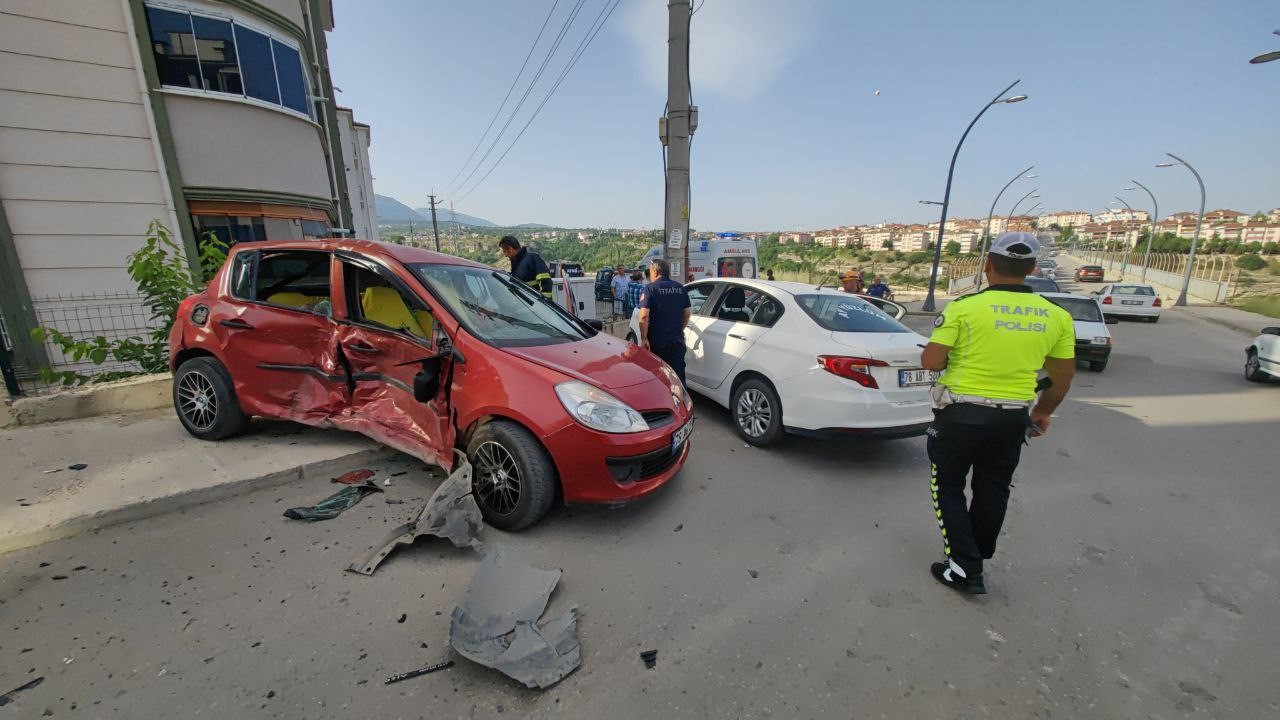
top-left (169, 240), bottom-right (691, 529)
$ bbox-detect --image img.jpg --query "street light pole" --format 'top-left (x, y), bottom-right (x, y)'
top-left (921, 79), bottom-right (1027, 312)
top-left (1157, 152), bottom-right (1206, 306)
top-left (1125, 180), bottom-right (1159, 283)
top-left (1248, 28), bottom-right (1280, 63)
top-left (977, 166), bottom-right (1035, 289)
top-left (1007, 188), bottom-right (1040, 222)
top-left (1113, 195), bottom-right (1135, 278)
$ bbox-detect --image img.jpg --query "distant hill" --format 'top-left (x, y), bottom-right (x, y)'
top-left (374, 194), bottom-right (424, 222)
top-left (514, 223), bottom-right (551, 229)
top-left (415, 208), bottom-right (497, 228)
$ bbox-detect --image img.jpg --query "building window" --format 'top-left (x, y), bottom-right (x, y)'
top-left (145, 4), bottom-right (311, 119)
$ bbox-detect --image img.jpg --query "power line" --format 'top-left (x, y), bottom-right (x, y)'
top-left (455, 0), bottom-right (622, 203)
top-left (439, 0), bottom-right (562, 196)
top-left (445, 0), bottom-right (590, 201)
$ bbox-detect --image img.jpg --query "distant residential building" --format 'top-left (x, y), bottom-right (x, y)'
top-left (1091, 208), bottom-right (1150, 224)
top-left (1040, 210), bottom-right (1091, 228)
top-left (1242, 223), bottom-right (1280, 244)
top-left (336, 107), bottom-right (377, 241)
top-left (778, 231), bottom-right (813, 245)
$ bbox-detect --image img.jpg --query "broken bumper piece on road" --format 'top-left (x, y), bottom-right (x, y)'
top-left (347, 453), bottom-right (482, 575)
top-left (449, 545), bottom-right (582, 689)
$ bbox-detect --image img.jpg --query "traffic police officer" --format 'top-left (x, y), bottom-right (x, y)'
top-left (919, 232), bottom-right (1076, 594)
top-left (498, 235), bottom-right (553, 298)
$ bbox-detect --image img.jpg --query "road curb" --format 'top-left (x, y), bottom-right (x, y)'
top-left (0, 446), bottom-right (396, 556)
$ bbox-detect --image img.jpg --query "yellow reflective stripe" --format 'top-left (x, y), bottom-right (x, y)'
top-left (930, 462), bottom-right (950, 556)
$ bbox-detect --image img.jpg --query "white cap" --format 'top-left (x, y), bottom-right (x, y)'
top-left (989, 232), bottom-right (1040, 259)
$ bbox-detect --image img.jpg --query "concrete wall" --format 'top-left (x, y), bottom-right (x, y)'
top-left (0, 0), bottom-right (179, 296)
top-left (253, 0), bottom-right (305, 28)
top-left (166, 93), bottom-right (332, 201)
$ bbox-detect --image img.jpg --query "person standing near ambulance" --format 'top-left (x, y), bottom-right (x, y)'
top-left (919, 232), bottom-right (1076, 595)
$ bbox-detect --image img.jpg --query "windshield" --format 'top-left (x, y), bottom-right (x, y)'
top-left (1113, 285), bottom-right (1155, 296)
top-left (717, 256), bottom-right (756, 279)
top-left (1025, 277), bottom-right (1059, 293)
top-left (795, 294), bottom-right (911, 333)
top-left (1046, 296), bottom-right (1104, 323)
top-left (411, 263), bottom-right (589, 347)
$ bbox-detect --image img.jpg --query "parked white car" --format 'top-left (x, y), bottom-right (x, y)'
top-left (1093, 284), bottom-right (1162, 322)
top-left (627, 279), bottom-right (932, 445)
top-left (1245, 327), bottom-right (1280, 382)
top-left (1040, 292), bottom-right (1117, 372)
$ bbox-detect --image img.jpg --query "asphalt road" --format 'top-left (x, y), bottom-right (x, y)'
top-left (2, 265), bottom-right (1279, 719)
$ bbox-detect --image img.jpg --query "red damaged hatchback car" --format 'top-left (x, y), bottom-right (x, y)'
top-left (168, 240), bottom-right (692, 529)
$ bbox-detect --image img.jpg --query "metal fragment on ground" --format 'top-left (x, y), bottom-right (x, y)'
top-left (347, 455), bottom-right (481, 575)
top-left (448, 546), bottom-right (581, 689)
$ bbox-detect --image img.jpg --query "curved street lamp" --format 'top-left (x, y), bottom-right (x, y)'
top-left (1007, 188), bottom-right (1041, 220)
top-left (1156, 153), bottom-right (1206, 306)
top-left (922, 80), bottom-right (1028, 311)
top-left (1124, 181), bottom-right (1160, 283)
top-left (1249, 29), bottom-right (1280, 63)
top-left (1112, 195), bottom-right (1137, 278)
top-left (976, 166), bottom-right (1035, 288)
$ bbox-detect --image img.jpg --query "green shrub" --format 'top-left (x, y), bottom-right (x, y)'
top-left (31, 221), bottom-right (225, 386)
top-left (1236, 254), bottom-right (1268, 271)
top-left (906, 251), bottom-right (930, 266)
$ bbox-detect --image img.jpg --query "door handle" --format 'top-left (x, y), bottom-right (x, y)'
top-left (728, 333), bottom-right (748, 340)
top-left (219, 318), bottom-right (254, 330)
top-left (346, 343), bottom-right (380, 354)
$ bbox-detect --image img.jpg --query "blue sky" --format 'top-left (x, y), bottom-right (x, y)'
top-left (328, 0), bottom-right (1280, 230)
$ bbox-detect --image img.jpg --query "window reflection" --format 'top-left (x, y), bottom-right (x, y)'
top-left (144, 4), bottom-right (309, 118)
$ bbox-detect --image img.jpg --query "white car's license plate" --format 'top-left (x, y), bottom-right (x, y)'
top-left (671, 419), bottom-right (692, 453)
top-left (1121, 300), bottom-right (1142, 305)
top-left (899, 369), bottom-right (936, 387)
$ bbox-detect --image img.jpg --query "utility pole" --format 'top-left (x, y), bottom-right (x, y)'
top-left (428, 194), bottom-right (442, 253)
top-left (449, 201), bottom-right (458, 254)
top-left (662, 0), bottom-right (695, 281)
top-left (408, 219), bottom-right (414, 247)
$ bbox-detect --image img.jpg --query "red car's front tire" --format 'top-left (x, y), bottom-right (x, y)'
top-left (468, 420), bottom-right (557, 530)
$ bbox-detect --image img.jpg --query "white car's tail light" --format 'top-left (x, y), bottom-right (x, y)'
top-left (818, 355), bottom-right (888, 389)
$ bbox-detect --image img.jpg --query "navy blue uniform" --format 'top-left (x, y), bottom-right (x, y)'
top-left (639, 278), bottom-right (690, 384)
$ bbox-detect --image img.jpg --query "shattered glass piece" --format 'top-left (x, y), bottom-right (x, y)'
top-left (448, 547), bottom-right (581, 689)
top-left (347, 455), bottom-right (481, 575)
top-left (283, 480), bottom-right (382, 521)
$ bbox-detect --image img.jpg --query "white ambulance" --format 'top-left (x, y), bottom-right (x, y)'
top-left (641, 233), bottom-right (759, 281)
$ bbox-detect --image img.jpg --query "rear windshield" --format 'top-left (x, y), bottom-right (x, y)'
top-left (795, 294), bottom-right (910, 333)
top-left (1046, 296), bottom-right (1103, 323)
top-left (1024, 277), bottom-right (1059, 293)
top-left (1082, 266), bottom-right (1103, 271)
top-left (1112, 285), bottom-right (1155, 296)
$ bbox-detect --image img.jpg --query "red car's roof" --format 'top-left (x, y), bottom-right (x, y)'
top-left (239, 238), bottom-right (489, 269)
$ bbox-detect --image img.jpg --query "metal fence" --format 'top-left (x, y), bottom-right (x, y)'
top-left (1, 292), bottom-right (158, 397)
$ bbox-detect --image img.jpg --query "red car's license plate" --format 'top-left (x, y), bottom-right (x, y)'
top-left (671, 420), bottom-right (692, 453)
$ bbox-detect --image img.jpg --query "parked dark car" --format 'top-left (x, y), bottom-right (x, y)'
top-left (1075, 265), bottom-right (1105, 282)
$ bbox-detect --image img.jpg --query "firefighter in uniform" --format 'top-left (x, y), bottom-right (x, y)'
top-left (919, 232), bottom-right (1076, 594)
top-left (498, 235), bottom-right (553, 298)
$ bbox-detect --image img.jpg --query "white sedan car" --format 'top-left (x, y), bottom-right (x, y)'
top-left (1245, 327), bottom-right (1280, 382)
top-left (1093, 283), bottom-right (1162, 322)
top-left (628, 279), bottom-right (933, 445)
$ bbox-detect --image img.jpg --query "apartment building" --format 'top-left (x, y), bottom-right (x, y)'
top-left (1040, 210), bottom-right (1091, 228)
top-left (1, 0), bottom-right (375, 375)
top-left (778, 231), bottom-right (813, 245)
top-left (1091, 208), bottom-right (1150, 224)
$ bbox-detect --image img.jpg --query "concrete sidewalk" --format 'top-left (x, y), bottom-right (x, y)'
top-left (0, 410), bottom-right (394, 554)
top-left (1176, 303), bottom-right (1277, 337)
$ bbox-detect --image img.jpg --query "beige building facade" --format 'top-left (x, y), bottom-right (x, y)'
top-left (0, 0), bottom-right (374, 376)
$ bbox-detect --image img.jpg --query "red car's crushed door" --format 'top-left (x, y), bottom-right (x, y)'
top-left (332, 258), bottom-right (456, 468)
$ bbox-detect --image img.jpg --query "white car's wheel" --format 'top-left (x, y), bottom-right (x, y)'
top-left (1245, 351), bottom-right (1269, 383)
top-left (731, 378), bottom-right (784, 446)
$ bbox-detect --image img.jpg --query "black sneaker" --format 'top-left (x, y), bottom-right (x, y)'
top-left (930, 561), bottom-right (987, 595)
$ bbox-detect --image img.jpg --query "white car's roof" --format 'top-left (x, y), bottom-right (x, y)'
top-left (689, 277), bottom-right (851, 298)
top-left (1039, 292), bottom-right (1099, 301)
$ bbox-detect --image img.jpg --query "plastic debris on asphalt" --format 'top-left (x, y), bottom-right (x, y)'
top-left (283, 481), bottom-right (383, 521)
top-left (347, 453), bottom-right (482, 575)
top-left (448, 546), bottom-right (581, 689)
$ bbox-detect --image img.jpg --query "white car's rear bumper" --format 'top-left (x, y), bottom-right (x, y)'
top-left (1103, 303), bottom-right (1160, 317)
top-left (776, 368), bottom-right (934, 437)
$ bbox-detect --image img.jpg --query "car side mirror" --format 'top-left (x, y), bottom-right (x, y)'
top-left (1261, 327), bottom-right (1280, 336)
top-left (584, 318), bottom-right (604, 332)
top-left (413, 355), bottom-right (442, 402)
top-left (1106, 317), bottom-right (1119, 325)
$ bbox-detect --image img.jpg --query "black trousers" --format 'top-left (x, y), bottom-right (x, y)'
top-left (649, 340), bottom-right (686, 385)
top-left (926, 404), bottom-right (1029, 578)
